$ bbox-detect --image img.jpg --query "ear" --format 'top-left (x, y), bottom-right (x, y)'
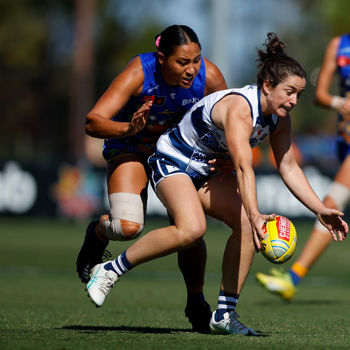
top-left (262, 79), bottom-right (272, 95)
top-left (157, 51), bottom-right (166, 65)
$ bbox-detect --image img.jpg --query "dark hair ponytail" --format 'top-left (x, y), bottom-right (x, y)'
top-left (154, 25), bottom-right (201, 57)
top-left (256, 32), bottom-right (306, 88)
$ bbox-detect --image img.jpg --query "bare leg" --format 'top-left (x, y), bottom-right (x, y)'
top-left (199, 173), bottom-right (255, 294)
top-left (96, 156), bottom-right (149, 242)
top-left (221, 227), bottom-right (255, 294)
top-left (177, 239), bottom-right (207, 293)
top-left (125, 174), bottom-right (207, 266)
top-left (76, 155), bottom-right (149, 282)
top-left (294, 154), bottom-right (350, 271)
top-left (198, 173), bottom-right (258, 334)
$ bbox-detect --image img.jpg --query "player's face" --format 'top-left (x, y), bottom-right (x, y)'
top-left (159, 42), bottom-right (202, 88)
top-left (263, 75), bottom-right (306, 117)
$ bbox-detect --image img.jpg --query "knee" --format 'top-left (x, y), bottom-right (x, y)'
top-left (103, 192), bottom-right (145, 241)
top-left (177, 220), bottom-right (206, 247)
top-left (324, 181), bottom-right (350, 211)
top-left (103, 217), bottom-right (144, 241)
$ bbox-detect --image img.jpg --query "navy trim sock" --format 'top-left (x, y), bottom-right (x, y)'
top-left (215, 290), bottom-right (239, 322)
top-left (289, 270), bottom-right (301, 286)
top-left (104, 251), bottom-right (133, 277)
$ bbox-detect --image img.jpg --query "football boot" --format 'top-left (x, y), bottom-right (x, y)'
top-left (209, 311), bottom-right (260, 336)
top-left (256, 268), bottom-right (296, 301)
top-left (76, 219), bottom-right (109, 283)
top-left (185, 300), bottom-right (212, 333)
top-left (86, 262), bottom-right (119, 307)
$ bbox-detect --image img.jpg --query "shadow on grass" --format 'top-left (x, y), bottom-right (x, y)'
top-left (60, 325), bottom-right (270, 337)
top-left (61, 325), bottom-right (190, 334)
top-left (255, 299), bottom-right (339, 306)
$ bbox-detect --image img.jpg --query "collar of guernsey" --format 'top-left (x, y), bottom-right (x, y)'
top-left (106, 51), bottom-right (206, 146)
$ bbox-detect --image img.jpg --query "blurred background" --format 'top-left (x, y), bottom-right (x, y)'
top-left (1, 0), bottom-right (350, 220)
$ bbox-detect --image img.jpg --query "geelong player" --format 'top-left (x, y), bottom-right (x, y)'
top-left (76, 25), bottom-right (227, 333)
top-left (257, 33), bottom-right (350, 301)
top-left (85, 33), bottom-right (348, 335)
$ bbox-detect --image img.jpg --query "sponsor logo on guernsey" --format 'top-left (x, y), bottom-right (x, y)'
top-left (170, 93), bottom-right (176, 99)
top-left (142, 95), bottom-right (166, 105)
top-left (337, 56), bottom-right (350, 67)
top-left (148, 85), bottom-right (159, 93)
top-left (182, 97), bottom-right (199, 106)
top-left (277, 216), bottom-right (290, 241)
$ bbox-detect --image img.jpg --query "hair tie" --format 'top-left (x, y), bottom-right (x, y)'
top-left (155, 35), bottom-right (161, 49)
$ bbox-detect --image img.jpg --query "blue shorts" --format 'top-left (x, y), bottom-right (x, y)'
top-left (336, 138), bottom-right (350, 163)
top-left (148, 152), bottom-right (210, 191)
top-left (103, 139), bottom-right (156, 164)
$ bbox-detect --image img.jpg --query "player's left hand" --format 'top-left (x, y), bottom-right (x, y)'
top-left (317, 209), bottom-right (348, 241)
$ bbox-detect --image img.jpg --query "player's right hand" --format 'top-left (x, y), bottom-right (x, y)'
top-left (250, 213), bottom-right (276, 251)
top-left (128, 101), bottom-right (153, 135)
top-left (338, 99), bottom-right (350, 116)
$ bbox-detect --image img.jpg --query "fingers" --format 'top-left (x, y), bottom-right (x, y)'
top-left (253, 232), bottom-right (261, 251)
top-left (208, 158), bottom-right (235, 173)
top-left (265, 213), bottom-right (276, 221)
top-left (332, 232), bottom-right (338, 242)
top-left (135, 101), bottom-right (153, 117)
top-left (338, 231), bottom-right (343, 242)
top-left (257, 226), bottom-right (265, 241)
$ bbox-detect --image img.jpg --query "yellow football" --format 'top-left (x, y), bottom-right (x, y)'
top-left (260, 216), bottom-right (297, 264)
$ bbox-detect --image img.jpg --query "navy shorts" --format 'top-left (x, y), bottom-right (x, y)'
top-left (148, 152), bottom-right (210, 191)
top-left (337, 138), bottom-right (350, 163)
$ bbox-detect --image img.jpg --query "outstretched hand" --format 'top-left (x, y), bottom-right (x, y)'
top-left (317, 209), bottom-right (348, 241)
top-left (128, 101), bottom-right (153, 135)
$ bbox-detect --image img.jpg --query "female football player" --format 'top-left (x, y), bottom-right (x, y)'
top-left (256, 33), bottom-right (350, 301)
top-left (75, 24), bottom-right (227, 333)
top-left (85, 33), bottom-right (347, 335)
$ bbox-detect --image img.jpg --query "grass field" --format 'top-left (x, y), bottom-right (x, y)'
top-left (1, 216), bottom-right (350, 350)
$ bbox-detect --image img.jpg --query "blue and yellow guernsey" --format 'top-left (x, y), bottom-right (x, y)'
top-left (103, 52), bottom-right (206, 161)
top-left (336, 34), bottom-right (350, 160)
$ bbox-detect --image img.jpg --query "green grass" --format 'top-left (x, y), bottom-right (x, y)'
top-left (1, 217), bottom-right (350, 349)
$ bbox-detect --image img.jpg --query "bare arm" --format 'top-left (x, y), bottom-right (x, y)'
top-left (85, 56), bottom-right (152, 139)
top-left (270, 116), bottom-right (348, 240)
top-left (203, 57), bottom-right (228, 95)
top-left (217, 95), bottom-right (274, 249)
top-left (315, 36), bottom-right (350, 115)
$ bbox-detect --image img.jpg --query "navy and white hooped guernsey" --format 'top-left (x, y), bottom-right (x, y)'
top-left (148, 84), bottom-right (279, 189)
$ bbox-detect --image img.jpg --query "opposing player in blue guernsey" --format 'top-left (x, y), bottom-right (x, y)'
top-left (85, 33), bottom-right (347, 335)
top-left (76, 25), bottom-right (227, 333)
top-left (257, 33), bottom-right (350, 301)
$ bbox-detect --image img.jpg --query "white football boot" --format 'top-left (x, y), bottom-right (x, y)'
top-left (86, 262), bottom-right (119, 307)
top-left (210, 311), bottom-right (260, 336)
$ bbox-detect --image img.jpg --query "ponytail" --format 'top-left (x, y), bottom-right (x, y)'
top-left (256, 32), bottom-right (306, 88)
